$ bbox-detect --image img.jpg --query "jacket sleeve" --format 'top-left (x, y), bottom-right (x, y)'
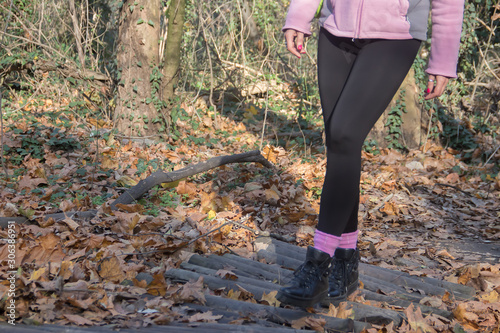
top-left (426, 0), bottom-right (465, 78)
top-left (282, 0), bottom-right (322, 36)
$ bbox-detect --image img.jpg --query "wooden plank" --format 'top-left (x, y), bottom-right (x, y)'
top-left (165, 267), bottom-right (274, 299)
top-left (178, 303), bottom-right (297, 329)
top-left (187, 254), bottom-right (279, 281)
top-left (223, 253), bottom-right (294, 281)
top-left (202, 253), bottom-right (289, 283)
top-left (1, 322), bottom-right (310, 333)
top-left (179, 262), bottom-right (281, 291)
top-left (167, 321), bottom-right (310, 332)
top-left (257, 248), bottom-right (303, 269)
top-left (343, 301), bottom-right (403, 326)
top-left (360, 289), bottom-right (452, 318)
top-left (359, 274), bottom-right (425, 303)
top-left (358, 264), bottom-right (475, 300)
top-left (203, 294), bottom-right (371, 333)
top-left (0, 324), bottom-right (122, 333)
top-left (191, 252), bottom-right (294, 283)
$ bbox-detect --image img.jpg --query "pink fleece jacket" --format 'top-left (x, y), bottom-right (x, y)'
top-left (283, 0), bottom-right (465, 78)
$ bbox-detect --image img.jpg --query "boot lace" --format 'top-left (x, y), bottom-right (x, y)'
top-left (292, 261), bottom-right (318, 287)
top-left (330, 258), bottom-right (346, 291)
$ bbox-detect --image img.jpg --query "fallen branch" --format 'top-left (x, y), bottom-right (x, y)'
top-left (435, 183), bottom-right (473, 197)
top-left (1, 59), bottom-right (109, 82)
top-left (0, 150), bottom-right (274, 228)
top-left (110, 150), bottom-right (274, 209)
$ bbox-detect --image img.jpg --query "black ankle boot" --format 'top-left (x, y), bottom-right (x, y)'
top-left (276, 246), bottom-right (333, 308)
top-left (323, 248), bottom-right (359, 306)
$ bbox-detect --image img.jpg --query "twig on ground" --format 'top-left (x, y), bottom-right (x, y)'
top-left (484, 144), bottom-right (500, 166)
top-left (259, 85), bottom-right (270, 151)
top-left (198, 6), bottom-right (218, 129)
top-left (435, 183), bottom-right (473, 197)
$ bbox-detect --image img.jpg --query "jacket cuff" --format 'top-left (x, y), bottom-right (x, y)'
top-left (282, 0), bottom-right (320, 37)
top-left (426, 0), bottom-right (464, 79)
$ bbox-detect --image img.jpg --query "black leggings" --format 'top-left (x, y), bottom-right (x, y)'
top-left (316, 28), bottom-right (421, 236)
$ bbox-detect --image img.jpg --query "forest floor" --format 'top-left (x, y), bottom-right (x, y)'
top-left (0, 95), bottom-right (499, 332)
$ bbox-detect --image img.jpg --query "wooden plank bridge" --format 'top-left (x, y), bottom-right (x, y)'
top-left (4, 236), bottom-right (476, 333)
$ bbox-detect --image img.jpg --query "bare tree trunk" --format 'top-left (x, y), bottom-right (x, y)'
top-left (162, 0), bottom-right (186, 124)
top-left (68, 0), bottom-right (85, 69)
top-left (114, 0), bottom-right (162, 137)
top-left (240, 0), bottom-right (266, 53)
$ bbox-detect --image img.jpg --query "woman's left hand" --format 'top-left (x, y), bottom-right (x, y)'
top-left (424, 75), bottom-right (449, 100)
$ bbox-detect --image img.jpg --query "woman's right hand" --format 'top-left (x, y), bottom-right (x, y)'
top-left (284, 29), bottom-right (306, 58)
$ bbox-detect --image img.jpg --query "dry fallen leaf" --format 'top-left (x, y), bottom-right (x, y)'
top-left (29, 267), bottom-right (47, 282)
top-left (63, 314), bottom-right (94, 326)
top-left (99, 256), bottom-right (126, 283)
top-left (405, 303), bottom-right (437, 333)
top-left (436, 249), bottom-right (455, 259)
top-left (260, 290), bottom-right (280, 307)
top-left (291, 316), bottom-right (326, 331)
top-left (177, 276), bottom-right (206, 304)
top-left (419, 296), bottom-right (443, 308)
top-left (215, 269), bottom-right (238, 280)
top-left (62, 217), bottom-right (80, 231)
top-left (479, 290), bottom-right (500, 303)
top-left (188, 311), bottom-right (223, 323)
top-left (147, 273), bottom-right (168, 296)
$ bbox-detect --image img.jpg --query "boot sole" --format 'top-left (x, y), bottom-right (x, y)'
top-left (276, 289), bottom-right (329, 308)
top-left (321, 281), bottom-right (359, 307)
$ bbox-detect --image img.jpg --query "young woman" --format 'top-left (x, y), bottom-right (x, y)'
top-left (277, 0), bottom-right (465, 308)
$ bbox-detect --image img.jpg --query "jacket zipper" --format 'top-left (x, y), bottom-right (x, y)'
top-left (353, 0), bottom-right (365, 41)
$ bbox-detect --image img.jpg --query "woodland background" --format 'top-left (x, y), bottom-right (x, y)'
top-left (0, 0), bottom-right (499, 332)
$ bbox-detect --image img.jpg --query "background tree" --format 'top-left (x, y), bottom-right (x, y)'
top-left (162, 0), bottom-right (186, 124)
top-left (0, 0), bottom-right (498, 156)
top-left (114, 0), bottom-right (163, 137)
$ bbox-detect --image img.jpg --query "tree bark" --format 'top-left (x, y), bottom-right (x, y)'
top-left (68, 0), bottom-right (85, 69)
top-left (162, 0), bottom-right (186, 121)
top-left (114, 0), bottom-right (162, 137)
top-left (240, 0), bottom-right (266, 54)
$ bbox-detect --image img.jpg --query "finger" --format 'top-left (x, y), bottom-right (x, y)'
top-left (424, 89), bottom-right (440, 100)
top-left (296, 32), bottom-right (305, 53)
top-left (434, 77), bottom-right (449, 97)
top-left (425, 75), bottom-right (435, 95)
top-left (424, 76), bottom-right (449, 99)
top-left (284, 30), bottom-right (301, 58)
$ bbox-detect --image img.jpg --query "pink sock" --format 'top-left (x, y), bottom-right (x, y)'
top-left (313, 230), bottom-right (341, 257)
top-left (339, 230), bottom-right (359, 249)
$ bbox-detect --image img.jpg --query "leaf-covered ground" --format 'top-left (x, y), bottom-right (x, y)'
top-left (0, 96), bottom-right (499, 332)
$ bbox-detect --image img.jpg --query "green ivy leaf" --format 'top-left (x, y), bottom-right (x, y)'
top-left (137, 18), bottom-right (144, 25)
top-left (129, 5), bottom-right (135, 13)
top-left (148, 20), bottom-right (155, 27)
